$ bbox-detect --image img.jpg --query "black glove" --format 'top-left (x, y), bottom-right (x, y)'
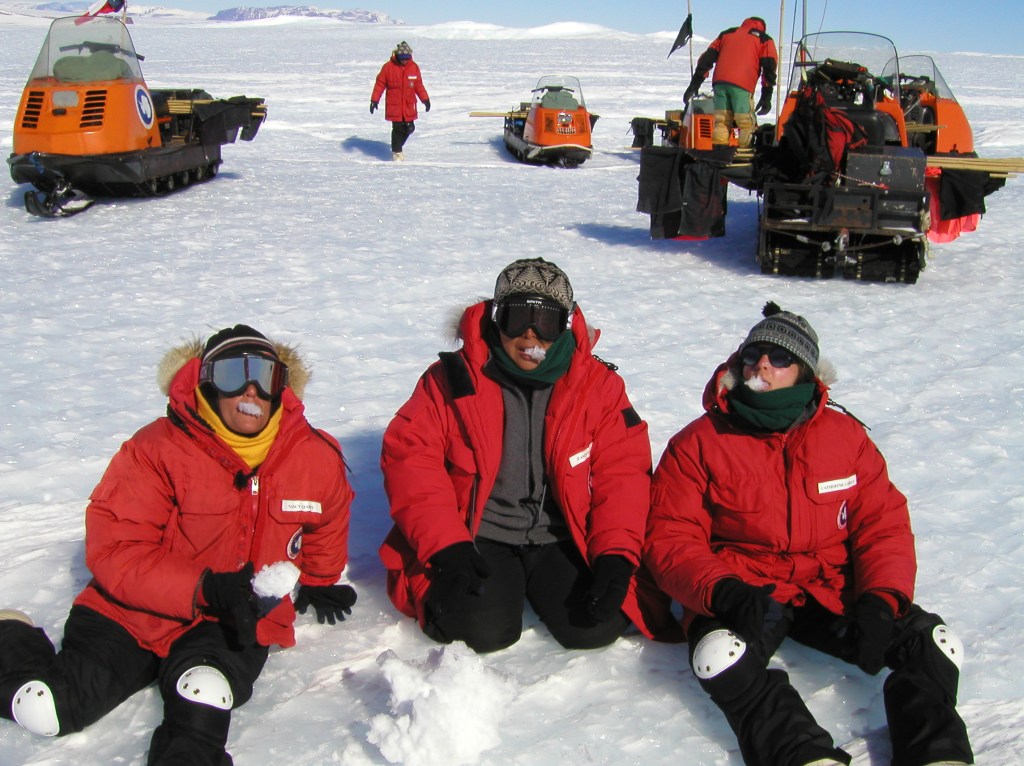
top-left (710, 578), bottom-right (782, 643)
top-left (586, 555), bottom-right (633, 622)
top-left (849, 593), bottom-right (895, 675)
top-left (755, 89), bottom-right (772, 116)
top-left (423, 99), bottom-right (431, 112)
top-left (201, 563), bottom-right (258, 646)
top-left (683, 81), bottom-right (700, 106)
top-left (426, 542), bottom-right (491, 617)
top-left (370, 101), bottom-right (378, 114)
top-left (295, 584), bottom-right (357, 625)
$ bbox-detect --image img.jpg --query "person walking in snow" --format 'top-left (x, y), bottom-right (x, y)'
top-left (682, 16), bottom-right (778, 147)
top-left (0, 325), bottom-right (356, 766)
top-left (379, 258), bottom-right (679, 653)
top-left (370, 40), bottom-right (430, 161)
top-left (644, 302), bottom-right (974, 766)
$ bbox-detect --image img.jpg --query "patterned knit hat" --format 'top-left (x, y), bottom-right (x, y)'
top-left (741, 302), bottom-right (819, 371)
top-left (395, 41), bottom-right (412, 58)
top-left (202, 324), bottom-right (279, 363)
top-left (493, 257), bottom-right (574, 311)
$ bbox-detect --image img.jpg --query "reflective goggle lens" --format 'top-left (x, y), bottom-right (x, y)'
top-left (199, 355), bottom-right (288, 399)
top-left (494, 298), bottom-right (568, 341)
top-left (740, 344), bottom-right (796, 369)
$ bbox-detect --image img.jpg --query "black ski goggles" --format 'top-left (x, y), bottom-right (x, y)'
top-left (740, 344), bottom-right (797, 369)
top-left (199, 354), bottom-right (288, 399)
top-left (492, 296), bottom-right (570, 341)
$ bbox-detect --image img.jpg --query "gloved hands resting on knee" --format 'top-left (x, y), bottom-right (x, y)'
top-left (710, 578), bottom-right (784, 643)
top-left (426, 541), bottom-right (491, 617)
top-left (295, 584), bottom-right (357, 625)
top-left (201, 563), bottom-right (259, 646)
top-left (586, 554), bottom-right (633, 622)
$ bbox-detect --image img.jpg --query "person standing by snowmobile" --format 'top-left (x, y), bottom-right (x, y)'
top-left (0, 325), bottom-right (356, 766)
top-left (644, 302), bottom-right (974, 766)
top-left (379, 258), bottom-right (680, 653)
top-left (682, 16), bottom-right (778, 148)
top-left (371, 41), bottom-right (430, 161)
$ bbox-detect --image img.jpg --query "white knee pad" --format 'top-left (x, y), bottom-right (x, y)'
top-left (692, 629), bottom-right (747, 680)
top-left (175, 666), bottom-right (234, 711)
top-left (12, 680), bottom-right (60, 737)
top-left (932, 625), bottom-right (964, 671)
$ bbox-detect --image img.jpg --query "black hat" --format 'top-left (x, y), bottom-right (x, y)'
top-left (202, 324), bottom-right (279, 364)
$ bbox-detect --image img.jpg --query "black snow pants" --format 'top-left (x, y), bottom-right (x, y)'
top-left (687, 598), bottom-right (974, 766)
top-left (423, 537), bottom-right (630, 653)
top-left (390, 120), bottom-right (415, 152)
top-left (0, 605), bottom-right (268, 766)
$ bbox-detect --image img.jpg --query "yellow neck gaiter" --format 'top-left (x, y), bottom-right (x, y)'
top-left (195, 389), bottom-right (283, 470)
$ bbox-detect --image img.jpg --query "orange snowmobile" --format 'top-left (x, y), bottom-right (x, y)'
top-left (8, 15), bottom-right (267, 217)
top-left (501, 76), bottom-right (597, 167)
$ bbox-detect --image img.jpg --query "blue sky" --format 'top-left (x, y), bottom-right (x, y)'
top-left (167, 0), bottom-right (1019, 55)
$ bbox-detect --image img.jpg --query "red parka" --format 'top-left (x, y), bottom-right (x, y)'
top-left (379, 301), bottom-right (680, 641)
top-left (697, 17), bottom-right (779, 94)
top-left (371, 56), bottom-right (429, 123)
top-left (645, 358), bottom-right (916, 635)
top-left (73, 341), bottom-right (353, 656)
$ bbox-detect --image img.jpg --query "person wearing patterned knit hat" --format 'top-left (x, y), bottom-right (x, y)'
top-left (0, 324), bottom-right (355, 765)
top-left (644, 302), bottom-right (974, 766)
top-left (379, 257), bottom-right (680, 653)
top-left (370, 40), bottom-right (431, 161)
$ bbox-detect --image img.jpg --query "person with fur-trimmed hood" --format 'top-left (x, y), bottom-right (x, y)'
top-left (370, 40), bottom-right (430, 161)
top-left (379, 258), bottom-right (680, 653)
top-left (644, 303), bottom-right (974, 766)
top-left (0, 325), bottom-right (355, 765)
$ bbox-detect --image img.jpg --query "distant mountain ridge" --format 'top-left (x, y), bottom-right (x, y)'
top-left (211, 5), bottom-right (399, 22)
top-left (25, 2), bottom-right (401, 23)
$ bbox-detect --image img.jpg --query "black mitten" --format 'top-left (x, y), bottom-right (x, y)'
top-left (426, 542), bottom-right (491, 617)
top-left (295, 584), bottom-right (358, 625)
top-left (586, 555), bottom-right (634, 622)
top-left (201, 563), bottom-right (258, 646)
top-left (850, 593), bottom-right (895, 675)
top-left (710, 578), bottom-right (782, 642)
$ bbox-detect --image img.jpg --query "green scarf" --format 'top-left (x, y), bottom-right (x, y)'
top-left (491, 329), bottom-right (576, 386)
top-left (727, 381), bottom-right (816, 432)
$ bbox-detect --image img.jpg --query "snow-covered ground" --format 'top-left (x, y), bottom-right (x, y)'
top-left (1, 10), bottom-right (1023, 766)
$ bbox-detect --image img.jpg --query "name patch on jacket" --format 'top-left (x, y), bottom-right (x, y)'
top-left (817, 475), bottom-right (857, 494)
top-left (569, 443), bottom-right (593, 468)
top-left (281, 500), bottom-right (322, 514)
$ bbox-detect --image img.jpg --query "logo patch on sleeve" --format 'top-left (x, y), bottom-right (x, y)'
top-left (281, 500), bottom-right (322, 514)
top-left (569, 443), bottom-right (593, 468)
top-left (817, 474), bottom-right (857, 494)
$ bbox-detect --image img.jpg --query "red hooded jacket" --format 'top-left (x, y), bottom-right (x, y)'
top-left (379, 301), bottom-right (680, 641)
top-left (645, 358), bottom-right (916, 635)
top-left (371, 56), bottom-right (429, 122)
top-left (696, 17), bottom-right (779, 95)
top-left (73, 342), bottom-right (353, 656)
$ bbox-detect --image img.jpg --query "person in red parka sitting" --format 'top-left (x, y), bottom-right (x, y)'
top-left (682, 16), bottom-right (778, 147)
top-left (379, 258), bottom-right (679, 653)
top-left (370, 40), bottom-right (430, 161)
top-left (0, 325), bottom-right (356, 766)
top-left (644, 302), bottom-right (974, 766)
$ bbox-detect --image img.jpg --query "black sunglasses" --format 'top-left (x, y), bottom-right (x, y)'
top-left (740, 344), bottom-right (796, 369)
top-left (492, 297), bottom-right (569, 341)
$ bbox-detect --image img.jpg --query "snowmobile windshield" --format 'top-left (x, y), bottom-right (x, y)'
top-left (787, 32), bottom-right (900, 104)
top-left (883, 55), bottom-right (960, 103)
top-left (531, 75), bottom-right (585, 110)
top-left (28, 16), bottom-right (144, 84)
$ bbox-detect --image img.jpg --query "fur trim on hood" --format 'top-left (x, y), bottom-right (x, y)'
top-left (156, 335), bottom-right (310, 399)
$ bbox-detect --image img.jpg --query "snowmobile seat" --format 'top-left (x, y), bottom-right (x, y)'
top-left (53, 51), bottom-right (133, 82)
top-left (540, 90), bottom-right (579, 111)
top-left (842, 109), bottom-right (900, 148)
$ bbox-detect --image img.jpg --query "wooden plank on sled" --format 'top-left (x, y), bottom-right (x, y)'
top-left (164, 98), bottom-right (267, 119)
top-left (468, 110), bottom-right (527, 118)
top-left (926, 155), bottom-right (1024, 174)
